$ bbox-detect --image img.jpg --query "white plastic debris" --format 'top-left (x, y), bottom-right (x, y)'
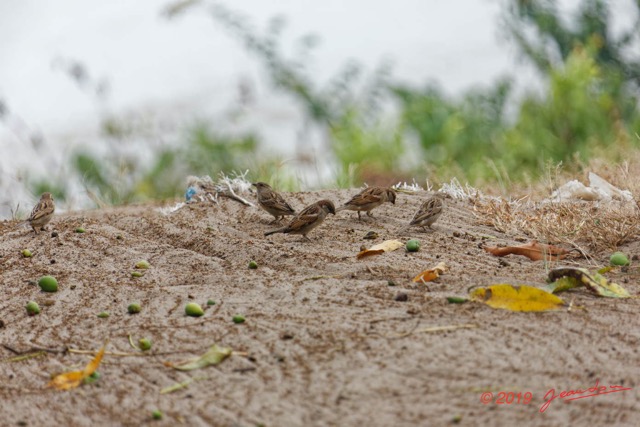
top-left (157, 170), bottom-right (255, 215)
top-left (158, 202), bottom-right (186, 215)
top-left (548, 172), bottom-right (634, 202)
top-left (392, 179), bottom-right (425, 193)
top-left (439, 178), bottom-right (482, 200)
top-left (185, 171), bottom-right (254, 207)
top-left (587, 172), bottom-right (634, 202)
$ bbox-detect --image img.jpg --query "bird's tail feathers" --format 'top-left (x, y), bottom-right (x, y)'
top-left (264, 228), bottom-right (285, 236)
top-left (14, 221), bottom-right (28, 230)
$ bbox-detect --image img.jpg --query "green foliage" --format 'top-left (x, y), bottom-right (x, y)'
top-left (31, 180), bottom-right (67, 203)
top-left (394, 79), bottom-right (511, 182)
top-left (74, 152), bottom-right (136, 204)
top-left (73, 121), bottom-right (258, 205)
top-left (185, 3), bottom-right (402, 185)
top-left (499, 0), bottom-right (640, 177)
top-left (504, 0), bottom-right (640, 87)
top-left (249, 158), bottom-right (301, 192)
top-left (181, 123), bottom-right (257, 173)
top-left (329, 108), bottom-right (404, 187)
top-left (396, 44), bottom-right (640, 184)
top-left (504, 48), bottom-right (634, 173)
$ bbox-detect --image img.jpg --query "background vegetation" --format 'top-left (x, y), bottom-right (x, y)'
top-left (19, 0), bottom-right (640, 204)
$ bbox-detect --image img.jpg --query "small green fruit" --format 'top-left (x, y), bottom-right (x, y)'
top-left (206, 299), bottom-right (216, 306)
top-left (26, 301), bottom-right (40, 315)
top-left (138, 338), bottom-right (152, 351)
top-left (447, 297), bottom-right (468, 304)
top-left (131, 271), bottom-right (144, 278)
top-left (610, 252), bottom-right (630, 266)
top-left (248, 260), bottom-right (258, 269)
top-left (97, 311), bottom-right (110, 318)
top-left (127, 303), bottom-right (141, 314)
top-left (75, 227), bottom-right (86, 233)
top-left (83, 371), bottom-right (101, 384)
top-left (406, 239), bottom-right (420, 252)
top-left (135, 260), bottom-right (150, 269)
top-left (22, 249), bottom-right (33, 258)
top-left (38, 276), bottom-right (58, 292)
top-left (185, 302), bottom-right (204, 317)
top-left (232, 314), bottom-right (246, 324)
top-left (152, 410), bottom-right (163, 420)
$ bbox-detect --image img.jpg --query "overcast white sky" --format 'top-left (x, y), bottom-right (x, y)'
top-left (0, 0), bottom-right (518, 133)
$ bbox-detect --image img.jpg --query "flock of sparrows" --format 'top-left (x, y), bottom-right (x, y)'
top-left (254, 182), bottom-right (446, 241)
top-left (17, 184), bottom-right (446, 240)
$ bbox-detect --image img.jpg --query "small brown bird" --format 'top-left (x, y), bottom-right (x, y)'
top-left (264, 199), bottom-right (336, 241)
top-left (252, 182), bottom-right (296, 223)
top-left (406, 192), bottom-right (446, 231)
top-left (19, 192), bottom-right (56, 233)
top-left (336, 186), bottom-right (396, 220)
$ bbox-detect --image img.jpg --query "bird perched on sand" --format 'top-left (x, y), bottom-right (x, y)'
top-left (18, 192), bottom-right (55, 233)
top-left (252, 182), bottom-right (296, 223)
top-left (336, 186), bottom-right (396, 220)
top-left (405, 192), bottom-right (446, 231)
top-left (264, 199), bottom-right (335, 241)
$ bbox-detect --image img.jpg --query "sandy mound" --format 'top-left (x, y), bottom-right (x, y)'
top-left (1, 189), bottom-right (638, 426)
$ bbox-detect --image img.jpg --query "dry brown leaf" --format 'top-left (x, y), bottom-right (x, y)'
top-left (357, 240), bottom-right (404, 259)
top-left (48, 342), bottom-right (107, 391)
top-left (413, 262), bottom-right (448, 283)
top-left (483, 240), bottom-right (571, 261)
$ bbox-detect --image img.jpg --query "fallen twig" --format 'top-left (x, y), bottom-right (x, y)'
top-left (0, 351), bottom-right (47, 363)
top-left (160, 376), bottom-right (209, 394)
top-left (2, 344), bottom-right (67, 355)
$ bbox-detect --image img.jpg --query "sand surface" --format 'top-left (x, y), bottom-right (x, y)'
top-left (1, 189), bottom-right (638, 426)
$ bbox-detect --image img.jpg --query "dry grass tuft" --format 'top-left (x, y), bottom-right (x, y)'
top-left (472, 152), bottom-right (640, 254)
top-left (473, 197), bottom-right (640, 254)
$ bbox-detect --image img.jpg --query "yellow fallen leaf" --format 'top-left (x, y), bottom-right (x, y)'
top-left (469, 284), bottom-right (565, 312)
top-left (413, 262), bottom-right (447, 283)
top-left (357, 240), bottom-right (404, 259)
top-left (48, 342), bottom-right (107, 390)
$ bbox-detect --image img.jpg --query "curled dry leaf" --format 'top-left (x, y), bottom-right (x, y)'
top-left (165, 344), bottom-right (232, 371)
top-left (357, 239), bottom-right (404, 260)
top-left (548, 267), bottom-right (630, 298)
top-left (413, 262), bottom-right (448, 283)
top-left (484, 240), bottom-right (572, 261)
top-left (469, 284), bottom-right (566, 312)
top-left (48, 342), bottom-right (107, 391)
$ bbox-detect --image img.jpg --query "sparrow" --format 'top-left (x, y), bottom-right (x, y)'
top-left (19, 192), bottom-right (56, 233)
top-left (264, 199), bottom-right (336, 241)
top-left (336, 186), bottom-right (396, 220)
top-left (406, 192), bottom-right (446, 231)
top-left (252, 182), bottom-right (296, 223)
